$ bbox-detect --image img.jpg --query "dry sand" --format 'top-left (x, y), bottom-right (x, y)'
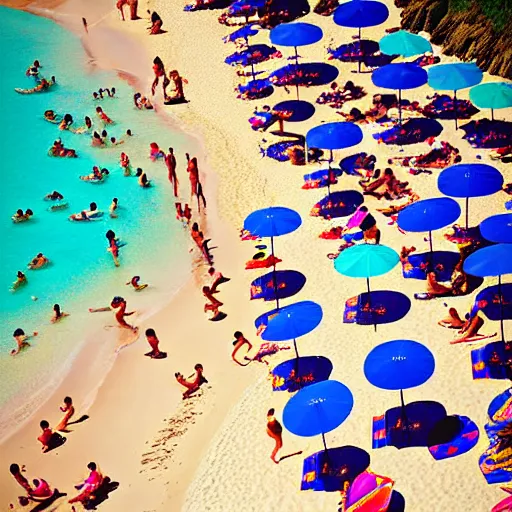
top-left (1, 0), bottom-right (511, 510)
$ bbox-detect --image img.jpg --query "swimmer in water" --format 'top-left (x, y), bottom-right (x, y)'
top-left (28, 253), bottom-right (49, 270)
top-left (11, 328), bottom-right (38, 356)
top-left (51, 304), bottom-right (69, 323)
top-left (96, 106), bottom-right (113, 125)
top-left (110, 198), bottom-right (118, 218)
top-left (126, 275), bottom-right (148, 291)
top-left (12, 208), bottom-right (33, 223)
top-left (136, 168), bottom-right (151, 187)
top-left (110, 296), bottom-right (137, 332)
top-left (120, 152), bottom-right (131, 176)
top-left (44, 191), bottom-right (64, 201)
top-left (106, 230), bottom-right (121, 266)
top-left (11, 271), bottom-right (27, 291)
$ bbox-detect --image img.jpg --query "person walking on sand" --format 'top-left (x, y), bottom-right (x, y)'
top-left (196, 181), bottom-right (207, 212)
top-left (151, 56), bottom-right (169, 96)
top-left (232, 331), bottom-right (253, 365)
top-left (266, 408), bottom-right (283, 464)
top-left (144, 328), bottom-right (166, 359)
top-left (110, 296), bottom-right (137, 332)
top-left (56, 396), bottom-right (75, 432)
top-left (165, 147), bottom-right (179, 197)
top-left (187, 155), bottom-right (199, 201)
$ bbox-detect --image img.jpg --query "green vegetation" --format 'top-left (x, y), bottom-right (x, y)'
top-left (449, 0), bottom-right (512, 31)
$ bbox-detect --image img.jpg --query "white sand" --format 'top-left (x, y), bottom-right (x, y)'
top-left (1, 0), bottom-right (511, 510)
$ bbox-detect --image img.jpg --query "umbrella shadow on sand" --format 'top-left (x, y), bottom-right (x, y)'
top-left (373, 118), bottom-right (443, 145)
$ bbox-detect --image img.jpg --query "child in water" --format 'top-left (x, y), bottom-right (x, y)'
top-left (51, 304), bottom-right (69, 323)
top-left (11, 271), bottom-right (27, 291)
top-left (126, 275), bottom-right (148, 291)
top-left (110, 296), bottom-right (138, 332)
top-left (11, 328), bottom-right (38, 355)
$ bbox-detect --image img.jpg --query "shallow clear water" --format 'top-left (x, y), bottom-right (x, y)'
top-left (0, 6), bottom-right (195, 435)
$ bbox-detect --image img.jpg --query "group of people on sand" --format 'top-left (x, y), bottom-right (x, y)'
top-left (151, 56), bottom-right (188, 104)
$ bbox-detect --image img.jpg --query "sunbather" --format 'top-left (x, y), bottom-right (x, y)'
top-left (175, 364), bottom-right (207, 398)
top-left (388, 139), bottom-right (461, 169)
top-left (316, 81), bottom-right (366, 109)
top-left (414, 263), bottom-right (470, 300)
top-left (209, 267), bottom-right (230, 293)
top-left (360, 168), bottom-right (409, 200)
top-left (203, 285), bottom-right (224, 319)
top-left (450, 313), bottom-right (493, 344)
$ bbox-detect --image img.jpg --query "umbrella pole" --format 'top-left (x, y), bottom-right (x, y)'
top-left (327, 149), bottom-right (333, 196)
top-left (293, 338), bottom-right (299, 358)
top-left (454, 90), bottom-right (458, 130)
top-left (465, 197), bottom-right (469, 229)
top-left (429, 230), bottom-right (433, 257)
top-left (367, 277), bottom-right (376, 332)
top-left (294, 46), bottom-right (300, 101)
top-left (251, 62), bottom-right (256, 81)
top-left (398, 89), bottom-right (402, 126)
top-left (358, 27), bottom-right (362, 73)
top-left (321, 431), bottom-right (328, 451)
top-left (491, 108), bottom-right (495, 121)
top-left (305, 139), bottom-right (309, 165)
top-left (400, 389), bottom-right (410, 446)
top-left (270, 235), bottom-right (280, 310)
top-left (499, 274), bottom-right (505, 342)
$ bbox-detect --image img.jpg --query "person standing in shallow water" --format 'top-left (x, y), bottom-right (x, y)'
top-left (165, 147), bottom-right (179, 197)
top-left (266, 408), bottom-right (283, 464)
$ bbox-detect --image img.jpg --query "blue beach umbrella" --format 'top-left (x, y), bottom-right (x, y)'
top-left (260, 300), bottom-right (323, 357)
top-left (379, 30), bottom-right (432, 58)
top-left (270, 22), bottom-right (323, 63)
top-left (244, 206), bottom-right (302, 308)
top-left (397, 197), bottom-right (461, 253)
top-left (372, 63), bottom-right (428, 124)
top-left (283, 380), bottom-right (354, 450)
top-left (428, 62), bottom-right (483, 129)
top-left (464, 244), bottom-right (512, 341)
top-left (438, 163), bottom-right (503, 228)
top-left (333, 0), bottom-right (389, 71)
top-left (334, 244), bottom-right (399, 331)
top-left (364, 339), bottom-right (435, 443)
top-left (306, 122), bottom-right (363, 176)
top-left (480, 214), bottom-right (512, 244)
top-left (469, 82), bottom-right (512, 121)
top-left (271, 355), bottom-right (333, 392)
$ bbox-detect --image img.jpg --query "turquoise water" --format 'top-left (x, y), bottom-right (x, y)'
top-left (0, 7), bottom-right (195, 435)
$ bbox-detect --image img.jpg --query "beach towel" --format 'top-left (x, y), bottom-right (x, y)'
top-left (480, 387), bottom-right (512, 484)
top-left (471, 341), bottom-right (512, 381)
top-left (225, 44), bottom-right (282, 67)
top-left (252, 342), bottom-right (290, 362)
top-left (471, 284), bottom-right (512, 322)
top-left (428, 415), bottom-right (479, 461)
top-left (327, 40), bottom-right (381, 62)
top-left (460, 119), bottom-right (512, 149)
top-left (269, 62), bottom-right (339, 88)
top-left (302, 167), bottom-right (341, 189)
top-left (401, 250), bottom-right (460, 281)
top-left (422, 94), bottom-right (479, 120)
top-left (236, 79), bottom-right (274, 101)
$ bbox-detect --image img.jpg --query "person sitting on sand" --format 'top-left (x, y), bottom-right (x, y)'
top-left (165, 70), bottom-right (188, 104)
top-left (110, 296), bottom-right (137, 332)
top-left (55, 396), bottom-right (75, 432)
top-left (415, 266), bottom-right (469, 301)
top-left (69, 462), bottom-right (103, 504)
top-left (11, 271), bottom-right (28, 292)
top-left (136, 167), bottom-right (151, 187)
top-left (438, 307), bottom-right (465, 329)
top-left (175, 364), bottom-right (207, 399)
top-left (202, 286), bottom-right (223, 319)
top-left (126, 275), bottom-right (148, 291)
top-left (364, 94), bottom-right (390, 122)
top-left (144, 328), bottom-right (166, 359)
top-left (338, 107), bottom-right (367, 124)
top-left (28, 253), bottom-right (49, 270)
top-left (149, 142), bottom-right (165, 161)
top-left (37, 421), bottom-right (55, 453)
top-left (266, 408), bottom-right (283, 464)
top-left (209, 267), bottom-right (230, 293)
top-left (51, 304), bottom-right (69, 323)
top-left (148, 10), bottom-right (164, 34)
top-left (232, 331), bottom-right (253, 365)
top-left (360, 168), bottom-right (409, 200)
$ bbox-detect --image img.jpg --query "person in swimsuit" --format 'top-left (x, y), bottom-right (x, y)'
top-left (209, 267), bottom-right (230, 293)
top-left (120, 152), bottom-right (131, 176)
top-left (144, 328), bottom-right (163, 358)
top-left (91, 131), bottom-right (105, 147)
top-left (266, 408), bottom-right (283, 463)
top-left (9, 463), bottom-right (32, 493)
top-left (95, 106), bottom-right (113, 125)
top-left (196, 181), bottom-right (207, 212)
top-left (136, 168), bottom-right (151, 187)
top-left (37, 421), bottom-right (54, 453)
top-left (106, 230), bottom-right (121, 267)
top-left (165, 147), bottom-right (179, 197)
top-left (26, 59), bottom-right (41, 77)
top-left (45, 190), bottom-right (64, 201)
top-left (231, 331), bottom-right (253, 365)
top-left (175, 364), bottom-right (207, 398)
top-left (51, 304), bottom-right (69, 323)
top-left (11, 271), bottom-right (28, 291)
top-left (11, 328), bottom-right (37, 356)
top-left (110, 198), bottom-right (119, 218)
top-left (151, 56), bottom-right (169, 96)
top-left (55, 396), bottom-right (75, 431)
top-left (110, 296), bottom-right (137, 332)
top-left (68, 462), bottom-right (103, 504)
top-left (202, 286), bottom-right (223, 318)
top-left (126, 275), bottom-right (148, 291)
top-left (149, 142), bottom-right (165, 161)
top-left (28, 253), bottom-right (49, 270)
top-left (187, 156), bottom-right (199, 202)
top-left (148, 10), bottom-right (164, 34)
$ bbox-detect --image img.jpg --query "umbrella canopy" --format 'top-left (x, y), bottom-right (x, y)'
top-left (283, 380), bottom-right (354, 438)
top-left (244, 206), bottom-right (301, 238)
top-left (334, 244), bottom-right (399, 279)
top-left (379, 30), bottom-right (432, 58)
top-left (372, 63), bottom-right (428, 90)
top-left (261, 300), bottom-right (323, 341)
top-left (306, 122), bottom-right (364, 151)
top-left (438, 163), bottom-right (503, 198)
top-left (481, 214), bottom-right (512, 244)
top-left (397, 197), bottom-right (460, 233)
top-left (333, 0), bottom-right (389, 29)
top-left (270, 22), bottom-right (323, 48)
top-left (428, 62), bottom-right (483, 92)
top-left (470, 82), bottom-right (512, 110)
top-left (364, 340), bottom-right (435, 391)
top-left (463, 244), bottom-right (512, 278)
top-left (271, 355), bottom-right (333, 392)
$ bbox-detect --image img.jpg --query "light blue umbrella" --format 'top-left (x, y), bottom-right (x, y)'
top-left (464, 244), bottom-right (512, 341)
top-left (379, 30), bottom-right (432, 58)
top-left (334, 244), bottom-right (400, 331)
top-left (283, 380), bottom-right (354, 450)
top-left (428, 62), bottom-right (483, 129)
top-left (469, 82), bottom-right (512, 121)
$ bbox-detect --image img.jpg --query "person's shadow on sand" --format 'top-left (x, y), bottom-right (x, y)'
top-left (45, 433), bottom-right (67, 453)
top-left (25, 489), bottom-right (67, 511)
top-left (83, 477), bottom-right (119, 510)
top-left (60, 415), bottom-right (90, 433)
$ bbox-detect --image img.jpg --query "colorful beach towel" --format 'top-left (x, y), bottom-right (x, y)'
top-left (428, 415), bottom-right (479, 461)
top-left (471, 341), bottom-right (512, 381)
top-left (471, 284), bottom-right (512, 322)
top-left (401, 250), bottom-right (460, 281)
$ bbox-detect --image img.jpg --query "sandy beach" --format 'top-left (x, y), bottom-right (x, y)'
top-left (1, 0), bottom-right (512, 510)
